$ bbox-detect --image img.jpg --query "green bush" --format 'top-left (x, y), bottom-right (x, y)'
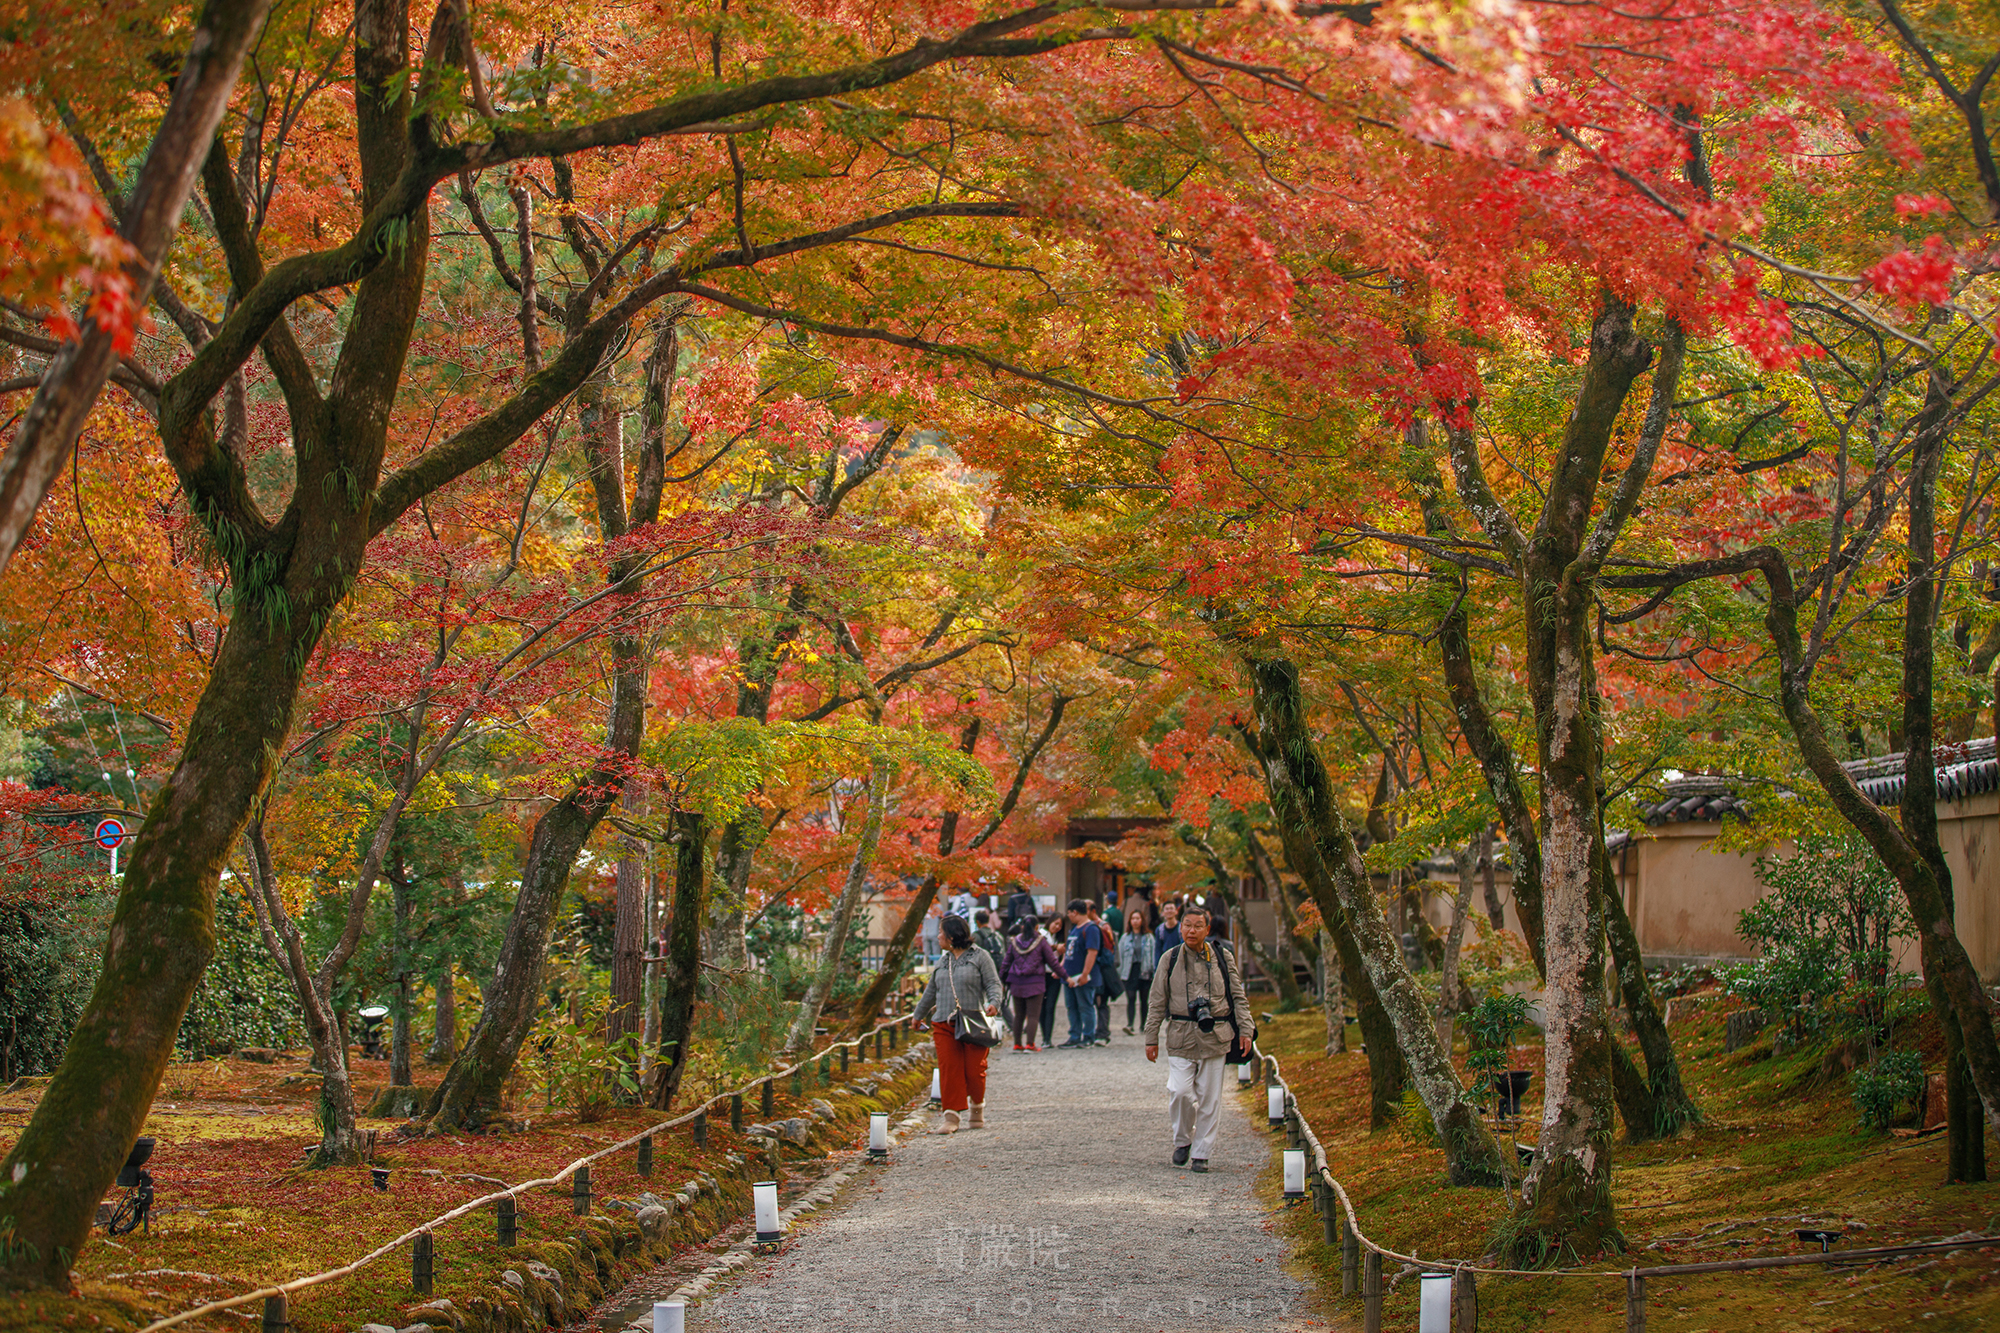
top-left (1851, 1049), bottom-right (1923, 1130)
top-left (176, 882), bottom-right (304, 1057)
top-left (1732, 831), bottom-right (1912, 1047)
top-left (0, 886), bottom-right (111, 1080)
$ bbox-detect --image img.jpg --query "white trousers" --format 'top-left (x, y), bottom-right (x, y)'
top-left (1166, 1054), bottom-right (1226, 1160)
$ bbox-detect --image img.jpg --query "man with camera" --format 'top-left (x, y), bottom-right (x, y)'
top-left (1143, 905), bottom-right (1252, 1172)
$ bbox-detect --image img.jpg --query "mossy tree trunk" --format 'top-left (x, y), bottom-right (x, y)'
top-left (1239, 654), bottom-right (1505, 1182)
top-left (1441, 298), bottom-right (1686, 1258)
top-left (651, 812), bottom-right (707, 1110)
top-left (0, 2), bottom-right (445, 1280)
top-left (1418, 320), bottom-right (1698, 1152)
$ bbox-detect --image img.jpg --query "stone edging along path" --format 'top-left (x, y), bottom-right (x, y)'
top-left (355, 1045), bottom-right (938, 1333)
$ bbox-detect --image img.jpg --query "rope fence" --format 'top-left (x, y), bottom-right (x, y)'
top-left (134, 1010), bottom-right (929, 1333)
top-left (1251, 1044), bottom-right (2000, 1331)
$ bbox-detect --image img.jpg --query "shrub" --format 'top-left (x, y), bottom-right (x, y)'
top-left (1735, 831), bottom-right (1913, 1047)
top-left (1851, 1049), bottom-right (1923, 1130)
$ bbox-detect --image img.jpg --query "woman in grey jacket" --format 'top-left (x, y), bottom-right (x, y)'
top-left (913, 914), bottom-right (1003, 1133)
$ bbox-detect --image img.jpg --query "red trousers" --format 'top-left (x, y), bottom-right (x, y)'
top-left (931, 1022), bottom-right (989, 1111)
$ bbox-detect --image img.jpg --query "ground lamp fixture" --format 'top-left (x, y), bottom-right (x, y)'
top-left (1267, 1085), bottom-right (1285, 1128)
top-left (1236, 1060), bottom-right (1253, 1085)
top-left (928, 1069), bottom-right (941, 1106)
top-left (753, 1181), bottom-right (782, 1246)
top-left (1796, 1229), bottom-right (1842, 1253)
top-left (1281, 1149), bottom-right (1306, 1202)
top-left (867, 1113), bottom-right (889, 1162)
top-left (1418, 1272), bottom-right (1452, 1333)
top-left (357, 1005), bottom-right (390, 1060)
top-left (371, 1167), bottom-right (390, 1191)
top-left (651, 1300), bottom-right (686, 1333)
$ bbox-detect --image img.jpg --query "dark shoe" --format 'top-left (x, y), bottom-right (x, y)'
top-left (1190, 1159), bottom-right (1209, 1173)
top-left (1173, 1145), bottom-right (1191, 1167)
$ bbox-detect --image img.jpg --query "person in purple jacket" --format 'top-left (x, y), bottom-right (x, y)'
top-left (1002, 917), bottom-right (1061, 1051)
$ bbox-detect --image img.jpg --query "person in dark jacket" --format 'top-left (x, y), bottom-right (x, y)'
top-left (1002, 883), bottom-right (1039, 934)
top-left (1002, 917), bottom-right (1061, 1051)
top-left (973, 908), bottom-right (1009, 1028)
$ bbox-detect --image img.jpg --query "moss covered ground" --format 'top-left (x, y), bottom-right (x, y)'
top-left (0, 1042), bottom-right (923, 1333)
top-left (1244, 1003), bottom-right (1999, 1332)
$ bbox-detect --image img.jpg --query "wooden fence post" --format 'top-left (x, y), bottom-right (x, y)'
top-left (1320, 1180), bottom-right (1339, 1248)
top-left (261, 1294), bottom-right (288, 1333)
top-left (791, 1067), bottom-right (803, 1097)
top-left (411, 1231), bottom-right (434, 1295)
top-left (840, 1045), bottom-right (849, 1075)
top-left (637, 1134), bottom-right (654, 1177)
top-left (572, 1165), bottom-right (591, 1215)
top-left (692, 1111), bottom-right (708, 1149)
top-left (1453, 1269), bottom-right (1477, 1332)
top-left (762, 1078), bottom-right (774, 1116)
top-left (1626, 1274), bottom-right (1646, 1333)
top-left (1363, 1250), bottom-right (1383, 1333)
top-left (731, 1093), bottom-right (744, 1133)
top-left (497, 1195), bottom-right (518, 1247)
top-left (1342, 1222), bottom-right (1359, 1297)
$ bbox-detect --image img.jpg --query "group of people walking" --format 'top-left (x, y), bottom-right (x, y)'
top-left (912, 889), bottom-right (1253, 1171)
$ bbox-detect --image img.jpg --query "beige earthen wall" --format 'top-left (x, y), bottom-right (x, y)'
top-left (1624, 791), bottom-right (1998, 982)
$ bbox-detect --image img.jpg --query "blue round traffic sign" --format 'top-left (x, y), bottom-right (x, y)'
top-left (93, 818), bottom-right (127, 850)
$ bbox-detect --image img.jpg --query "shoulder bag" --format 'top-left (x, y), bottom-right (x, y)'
top-left (945, 952), bottom-right (1005, 1048)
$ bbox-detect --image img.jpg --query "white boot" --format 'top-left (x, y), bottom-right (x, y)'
top-left (933, 1110), bottom-right (960, 1135)
top-left (968, 1102), bottom-right (985, 1129)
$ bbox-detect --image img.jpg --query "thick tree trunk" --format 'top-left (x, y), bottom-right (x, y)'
top-left (783, 755), bottom-right (892, 1057)
top-left (651, 812), bottom-right (706, 1110)
top-left (609, 786), bottom-right (649, 1049)
top-left (0, 527), bottom-right (374, 1287)
top-left (426, 965), bottom-right (457, 1063)
top-left (1242, 654), bottom-right (1505, 1183)
top-left (707, 813), bottom-right (759, 970)
top-left (1244, 729), bottom-right (1403, 1122)
top-left (1503, 303), bottom-right (1659, 1262)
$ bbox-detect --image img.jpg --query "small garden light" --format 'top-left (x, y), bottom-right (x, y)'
top-left (651, 1299), bottom-right (685, 1333)
top-left (928, 1069), bottom-right (940, 1106)
top-left (867, 1112), bottom-right (889, 1161)
top-left (371, 1167), bottom-right (389, 1191)
top-left (1236, 1060), bottom-right (1253, 1085)
top-left (1419, 1272), bottom-right (1452, 1333)
top-left (752, 1180), bottom-right (782, 1245)
top-left (1281, 1149), bottom-right (1306, 1202)
top-left (1267, 1084), bottom-right (1285, 1128)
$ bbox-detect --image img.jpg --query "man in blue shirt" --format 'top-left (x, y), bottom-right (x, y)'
top-left (1155, 899), bottom-right (1183, 955)
top-left (1058, 898), bottom-right (1102, 1048)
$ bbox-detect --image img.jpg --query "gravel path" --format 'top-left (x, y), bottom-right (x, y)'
top-left (690, 1036), bottom-right (1316, 1330)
